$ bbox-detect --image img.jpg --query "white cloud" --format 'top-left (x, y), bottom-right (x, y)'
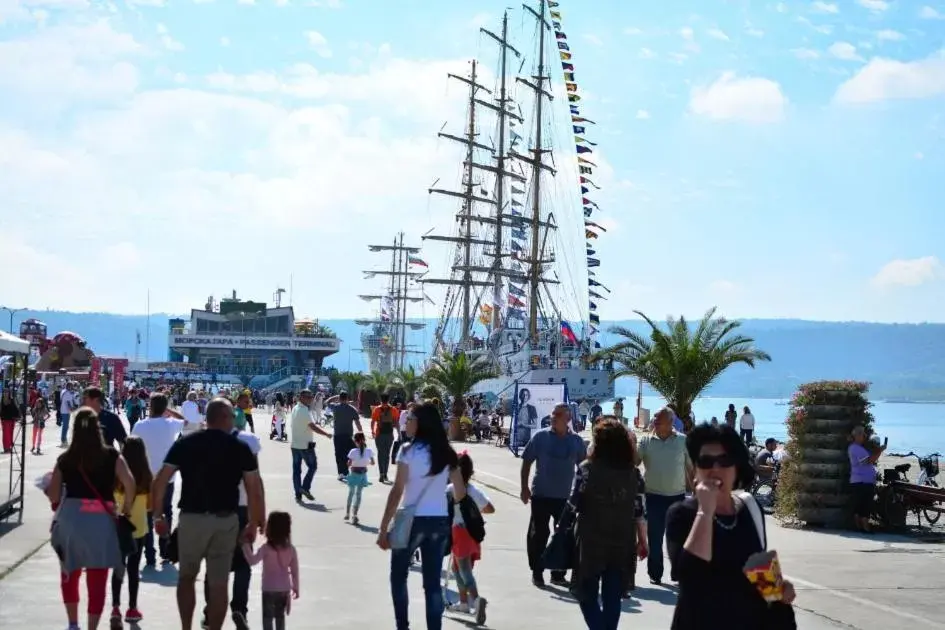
top-left (304, 30), bottom-right (332, 58)
top-left (919, 5), bottom-right (944, 19)
top-left (639, 47), bottom-right (657, 59)
top-left (746, 27), bottom-right (765, 38)
top-left (792, 47), bottom-right (820, 59)
top-left (876, 29), bottom-right (905, 41)
top-left (583, 33), bottom-right (604, 47)
top-left (636, 109), bottom-right (650, 119)
top-left (220, 36), bottom-right (230, 46)
top-left (776, 2), bottom-right (787, 11)
top-left (857, 0), bottom-right (888, 10)
top-left (871, 257), bottom-right (944, 288)
top-left (915, 151), bottom-right (925, 159)
top-left (689, 72), bottom-right (787, 123)
top-left (156, 23), bottom-right (184, 51)
top-left (708, 280), bottom-right (740, 294)
top-left (669, 52), bottom-right (688, 63)
top-left (811, 1), bottom-right (839, 13)
top-left (127, 0), bottom-right (165, 6)
top-left (828, 41), bottom-right (862, 61)
top-left (469, 12), bottom-right (490, 28)
top-left (680, 26), bottom-right (694, 40)
top-left (707, 28), bottom-right (730, 41)
top-left (833, 51), bottom-right (945, 103)
top-left (624, 27), bottom-right (643, 35)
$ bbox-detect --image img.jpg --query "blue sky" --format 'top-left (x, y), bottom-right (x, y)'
top-left (1, 0), bottom-right (943, 323)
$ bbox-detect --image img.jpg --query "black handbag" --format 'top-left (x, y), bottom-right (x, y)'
top-left (541, 503), bottom-right (577, 572)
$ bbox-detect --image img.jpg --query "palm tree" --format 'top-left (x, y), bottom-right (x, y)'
top-left (597, 307), bottom-right (771, 426)
top-left (338, 371), bottom-right (365, 397)
top-left (423, 351), bottom-right (496, 437)
top-left (362, 370), bottom-right (394, 396)
top-left (392, 366), bottom-right (424, 402)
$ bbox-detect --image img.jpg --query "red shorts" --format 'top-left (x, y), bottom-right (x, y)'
top-left (451, 524), bottom-right (481, 561)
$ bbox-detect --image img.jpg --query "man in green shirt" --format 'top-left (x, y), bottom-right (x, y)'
top-left (634, 407), bottom-right (692, 585)
top-left (234, 393), bottom-right (249, 431)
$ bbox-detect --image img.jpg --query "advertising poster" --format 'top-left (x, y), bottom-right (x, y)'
top-left (510, 382), bottom-right (567, 454)
top-left (89, 358), bottom-right (101, 385)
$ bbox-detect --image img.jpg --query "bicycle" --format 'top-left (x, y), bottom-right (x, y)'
top-left (751, 461), bottom-right (781, 514)
top-left (886, 451), bottom-right (942, 525)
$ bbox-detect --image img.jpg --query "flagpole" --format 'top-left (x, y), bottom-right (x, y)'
top-left (146, 290), bottom-right (150, 363)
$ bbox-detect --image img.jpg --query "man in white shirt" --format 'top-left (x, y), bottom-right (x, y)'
top-left (131, 392), bottom-right (184, 565)
top-left (180, 391), bottom-right (203, 436)
top-left (58, 382), bottom-right (78, 447)
top-left (290, 389), bottom-right (332, 502)
top-left (201, 424), bottom-right (262, 630)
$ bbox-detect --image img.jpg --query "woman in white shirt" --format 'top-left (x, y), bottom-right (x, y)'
top-left (739, 405), bottom-right (756, 445)
top-left (378, 402), bottom-right (466, 630)
top-left (312, 392), bottom-right (325, 425)
top-left (272, 393), bottom-right (287, 441)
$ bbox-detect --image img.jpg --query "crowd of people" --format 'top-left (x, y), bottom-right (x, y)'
top-left (26, 379), bottom-right (807, 630)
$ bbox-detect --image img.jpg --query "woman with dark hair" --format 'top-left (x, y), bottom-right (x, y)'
top-left (514, 387), bottom-right (538, 448)
top-left (666, 423), bottom-right (796, 629)
top-left (377, 401), bottom-right (467, 630)
top-left (570, 417), bottom-right (646, 629)
top-left (46, 407), bottom-right (137, 630)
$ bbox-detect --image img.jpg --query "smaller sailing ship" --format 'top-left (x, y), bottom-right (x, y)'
top-left (356, 233), bottom-right (428, 374)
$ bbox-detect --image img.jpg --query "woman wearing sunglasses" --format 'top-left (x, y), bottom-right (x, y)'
top-left (666, 423), bottom-right (796, 629)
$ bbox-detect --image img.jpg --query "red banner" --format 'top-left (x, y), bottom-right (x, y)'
top-left (106, 358), bottom-right (129, 398)
top-left (89, 358), bottom-right (102, 385)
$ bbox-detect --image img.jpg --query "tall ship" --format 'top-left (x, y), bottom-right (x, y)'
top-left (356, 234), bottom-right (428, 374)
top-left (421, 1), bottom-right (615, 403)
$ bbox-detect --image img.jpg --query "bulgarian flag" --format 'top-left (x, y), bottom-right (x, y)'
top-left (408, 256), bottom-right (428, 268)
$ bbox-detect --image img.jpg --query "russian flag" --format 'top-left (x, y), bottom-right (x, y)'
top-left (560, 321), bottom-right (578, 344)
top-left (408, 256), bottom-right (428, 268)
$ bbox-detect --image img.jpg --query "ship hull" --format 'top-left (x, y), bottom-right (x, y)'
top-left (472, 367), bottom-right (615, 403)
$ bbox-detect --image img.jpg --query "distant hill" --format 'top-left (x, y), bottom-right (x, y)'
top-left (10, 310), bottom-right (945, 401)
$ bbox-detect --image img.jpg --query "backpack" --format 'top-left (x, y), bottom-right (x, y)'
top-left (448, 491), bottom-right (486, 543)
top-left (378, 405), bottom-right (395, 435)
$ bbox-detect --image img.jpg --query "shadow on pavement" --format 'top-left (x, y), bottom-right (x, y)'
top-left (631, 585), bottom-right (678, 606)
top-left (140, 563), bottom-right (179, 587)
top-left (298, 503), bottom-right (329, 513)
top-left (354, 523), bottom-right (379, 534)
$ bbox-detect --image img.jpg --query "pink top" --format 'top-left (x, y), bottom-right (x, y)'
top-left (242, 543), bottom-right (299, 593)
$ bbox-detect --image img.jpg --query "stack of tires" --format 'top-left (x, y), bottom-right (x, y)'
top-left (776, 381), bottom-right (873, 527)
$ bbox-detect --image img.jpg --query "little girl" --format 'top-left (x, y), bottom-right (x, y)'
top-left (345, 432), bottom-right (374, 524)
top-left (243, 511), bottom-right (299, 630)
top-left (110, 436), bottom-right (152, 625)
top-left (446, 451), bottom-right (494, 625)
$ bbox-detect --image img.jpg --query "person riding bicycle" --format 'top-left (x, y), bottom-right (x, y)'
top-left (754, 438), bottom-right (779, 480)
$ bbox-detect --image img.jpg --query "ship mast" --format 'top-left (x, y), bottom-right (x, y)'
top-left (519, 0), bottom-right (558, 341)
top-left (480, 12), bottom-right (522, 329)
top-left (357, 233), bottom-right (426, 372)
top-left (423, 62), bottom-right (497, 348)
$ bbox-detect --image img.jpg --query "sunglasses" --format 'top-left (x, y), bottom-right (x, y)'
top-left (695, 453), bottom-right (735, 470)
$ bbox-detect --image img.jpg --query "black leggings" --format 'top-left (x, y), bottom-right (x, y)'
top-left (245, 413), bottom-right (255, 433)
top-left (112, 536), bottom-right (145, 609)
top-left (851, 482), bottom-right (874, 519)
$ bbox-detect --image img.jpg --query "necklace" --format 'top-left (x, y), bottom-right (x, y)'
top-left (714, 513), bottom-right (738, 530)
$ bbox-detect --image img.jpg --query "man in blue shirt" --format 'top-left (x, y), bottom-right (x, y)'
top-left (519, 403), bottom-right (587, 587)
top-left (83, 386), bottom-right (126, 447)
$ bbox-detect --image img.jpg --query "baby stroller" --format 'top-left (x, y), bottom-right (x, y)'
top-left (269, 414), bottom-right (286, 441)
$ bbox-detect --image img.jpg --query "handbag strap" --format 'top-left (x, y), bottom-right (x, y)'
top-left (77, 463), bottom-right (118, 520)
top-left (734, 490), bottom-right (765, 549)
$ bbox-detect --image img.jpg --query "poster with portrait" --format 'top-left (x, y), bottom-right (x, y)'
top-left (510, 382), bottom-right (567, 454)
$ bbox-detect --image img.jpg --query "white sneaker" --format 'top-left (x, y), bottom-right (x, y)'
top-left (447, 602), bottom-right (470, 614)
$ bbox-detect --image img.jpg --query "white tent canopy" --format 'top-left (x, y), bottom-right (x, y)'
top-left (0, 330), bottom-right (29, 354)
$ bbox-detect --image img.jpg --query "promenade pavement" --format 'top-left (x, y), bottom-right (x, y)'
top-left (1, 423), bottom-right (944, 628)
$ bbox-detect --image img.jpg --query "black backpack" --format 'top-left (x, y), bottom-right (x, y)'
top-left (448, 492), bottom-right (486, 543)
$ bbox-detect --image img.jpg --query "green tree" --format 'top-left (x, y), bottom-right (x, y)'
top-left (597, 307), bottom-right (771, 425)
top-left (338, 371), bottom-right (365, 396)
top-left (423, 351), bottom-right (496, 421)
top-left (392, 366), bottom-right (424, 401)
top-left (361, 370), bottom-right (394, 396)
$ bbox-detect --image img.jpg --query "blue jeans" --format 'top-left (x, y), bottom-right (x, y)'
top-left (577, 566), bottom-right (624, 630)
top-left (390, 516), bottom-right (450, 630)
top-left (645, 493), bottom-right (685, 581)
top-left (291, 448), bottom-right (316, 497)
top-left (59, 412), bottom-right (70, 443)
top-left (145, 482), bottom-right (175, 564)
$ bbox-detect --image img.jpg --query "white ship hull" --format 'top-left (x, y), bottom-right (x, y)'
top-left (472, 367), bottom-right (615, 403)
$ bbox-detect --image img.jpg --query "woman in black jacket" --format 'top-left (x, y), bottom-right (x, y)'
top-left (666, 423), bottom-right (796, 629)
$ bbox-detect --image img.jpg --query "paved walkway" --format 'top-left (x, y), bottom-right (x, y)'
top-left (2, 424), bottom-right (944, 628)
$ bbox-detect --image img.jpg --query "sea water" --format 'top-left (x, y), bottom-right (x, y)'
top-left (611, 396), bottom-right (945, 456)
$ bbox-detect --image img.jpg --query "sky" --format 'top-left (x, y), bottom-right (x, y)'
top-left (1, 0), bottom-right (944, 324)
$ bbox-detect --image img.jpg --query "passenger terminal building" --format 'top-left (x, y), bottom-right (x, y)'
top-left (167, 292), bottom-right (339, 387)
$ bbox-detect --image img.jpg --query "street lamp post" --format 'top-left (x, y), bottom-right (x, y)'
top-left (0, 306), bottom-right (26, 334)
